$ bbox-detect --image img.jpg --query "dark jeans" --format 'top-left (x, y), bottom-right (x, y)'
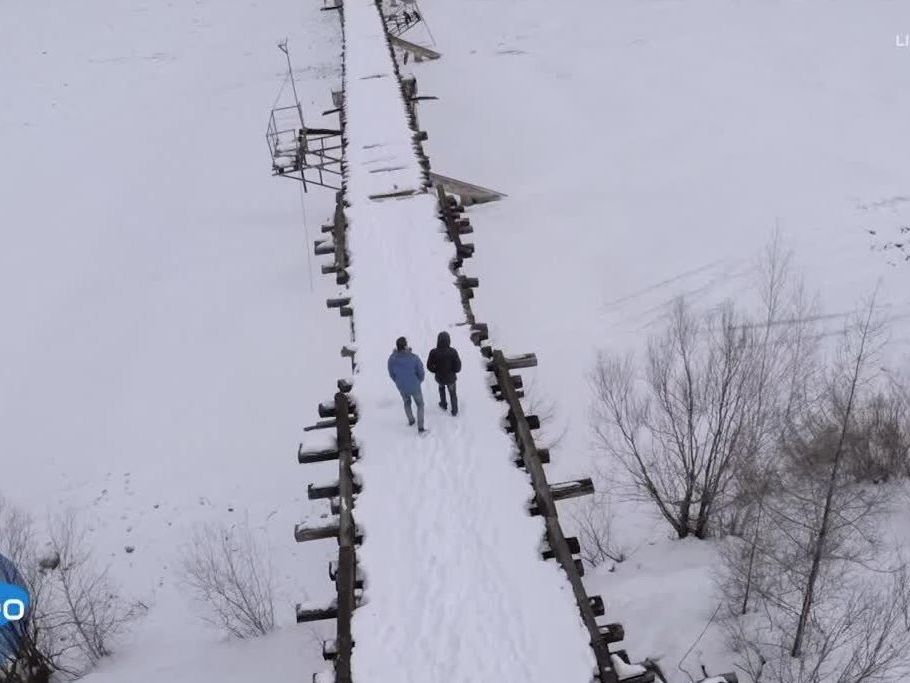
top-left (437, 381), bottom-right (458, 414)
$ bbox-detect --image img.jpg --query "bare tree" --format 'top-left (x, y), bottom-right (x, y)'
top-left (180, 522), bottom-right (275, 638)
top-left (590, 298), bottom-right (759, 539)
top-left (728, 571), bottom-right (910, 683)
top-left (788, 297), bottom-right (881, 657)
top-left (570, 495), bottom-right (626, 568)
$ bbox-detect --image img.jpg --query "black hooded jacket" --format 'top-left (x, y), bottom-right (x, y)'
top-left (426, 331), bottom-right (461, 385)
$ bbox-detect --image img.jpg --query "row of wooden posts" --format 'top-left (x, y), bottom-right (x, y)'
top-left (290, 2), bottom-right (738, 683)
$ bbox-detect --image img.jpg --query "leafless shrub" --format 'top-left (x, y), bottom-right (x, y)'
top-left (523, 381), bottom-right (569, 452)
top-left (1, 503), bottom-right (140, 681)
top-left (726, 572), bottom-right (910, 683)
top-left (590, 298), bottom-right (760, 539)
top-left (841, 390), bottom-right (910, 483)
top-left (46, 516), bottom-right (142, 665)
top-left (570, 495), bottom-right (626, 568)
top-left (180, 522), bottom-right (275, 638)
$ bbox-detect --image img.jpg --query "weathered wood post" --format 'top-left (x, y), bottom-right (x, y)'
top-left (334, 391), bottom-right (356, 683)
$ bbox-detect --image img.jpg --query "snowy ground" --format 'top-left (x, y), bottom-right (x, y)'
top-left (4, 0), bottom-right (910, 680)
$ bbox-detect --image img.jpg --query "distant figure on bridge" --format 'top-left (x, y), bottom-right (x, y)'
top-left (427, 331), bottom-right (461, 416)
top-left (388, 336), bottom-right (426, 433)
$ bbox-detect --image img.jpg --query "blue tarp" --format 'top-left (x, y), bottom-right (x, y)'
top-left (0, 552), bottom-right (27, 664)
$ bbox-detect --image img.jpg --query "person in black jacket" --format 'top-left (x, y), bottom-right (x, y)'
top-left (426, 331), bottom-right (461, 416)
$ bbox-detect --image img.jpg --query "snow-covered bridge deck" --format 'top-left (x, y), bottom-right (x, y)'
top-left (338, 0), bottom-right (596, 681)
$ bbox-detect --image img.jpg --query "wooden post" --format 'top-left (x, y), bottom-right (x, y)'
top-left (334, 391), bottom-right (356, 683)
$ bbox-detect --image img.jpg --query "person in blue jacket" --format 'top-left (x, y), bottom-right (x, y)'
top-left (387, 336), bottom-right (426, 433)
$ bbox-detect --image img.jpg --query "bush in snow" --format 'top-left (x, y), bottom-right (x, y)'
top-left (180, 521), bottom-right (275, 638)
top-left (570, 495), bottom-right (626, 568)
top-left (0, 502), bottom-right (141, 681)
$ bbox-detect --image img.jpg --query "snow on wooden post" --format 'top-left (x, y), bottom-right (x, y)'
top-left (295, 521), bottom-right (341, 543)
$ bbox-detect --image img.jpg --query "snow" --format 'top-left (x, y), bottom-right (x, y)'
top-left (611, 655), bottom-right (646, 680)
top-left (4, 0), bottom-right (910, 679)
top-left (343, 0), bottom-right (425, 198)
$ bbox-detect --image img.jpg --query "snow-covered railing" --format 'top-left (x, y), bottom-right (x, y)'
top-left (435, 185), bottom-right (625, 683)
top-left (295, 382), bottom-right (360, 683)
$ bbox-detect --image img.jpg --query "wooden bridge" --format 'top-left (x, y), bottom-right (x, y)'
top-left (280, 2), bottom-right (739, 682)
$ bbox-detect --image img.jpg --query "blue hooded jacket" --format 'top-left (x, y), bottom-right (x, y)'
top-left (388, 349), bottom-right (425, 395)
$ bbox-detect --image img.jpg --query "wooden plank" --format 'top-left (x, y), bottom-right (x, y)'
top-left (388, 35), bottom-right (441, 60)
top-left (529, 481), bottom-right (593, 515)
top-left (308, 479), bottom-right (361, 501)
top-left (298, 446), bottom-right (340, 465)
top-left (542, 536), bottom-right (581, 558)
top-left (315, 239), bottom-right (335, 255)
top-left (551, 478), bottom-right (595, 502)
top-left (304, 419), bottom-right (337, 432)
top-left (294, 521), bottom-right (339, 543)
top-left (296, 602), bottom-right (337, 623)
top-left (429, 171), bottom-right (505, 205)
top-left (322, 639), bottom-right (338, 661)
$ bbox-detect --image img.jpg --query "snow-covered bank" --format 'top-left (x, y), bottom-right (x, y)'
top-left (1, 0), bottom-right (346, 672)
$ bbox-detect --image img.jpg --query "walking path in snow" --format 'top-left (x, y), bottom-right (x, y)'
top-left (339, 1), bottom-right (595, 681)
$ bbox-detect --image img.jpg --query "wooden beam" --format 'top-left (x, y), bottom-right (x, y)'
top-left (296, 602), bottom-right (337, 622)
top-left (322, 639), bottom-right (337, 661)
top-left (308, 480), bottom-right (362, 501)
top-left (429, 172), bottom-right (505, 205)
top-left (298, 446), bottom-right (340, 465)
top-left (542, 536), bottom-right (580, 558)
top-left (334, 391), bottom-right (357, 683)
top-left (304, 419), bottom-right (337, 432)
top-left (598, 623), bottom-right (625, 645)
top-left (315, 239), bottom-right (335, 255)
top-left (294, 521), bottom-right (339, 543)
top-left (551, 478), bottom-right (595, 502)
top-left (388, 35), bottom-right (441, 61)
